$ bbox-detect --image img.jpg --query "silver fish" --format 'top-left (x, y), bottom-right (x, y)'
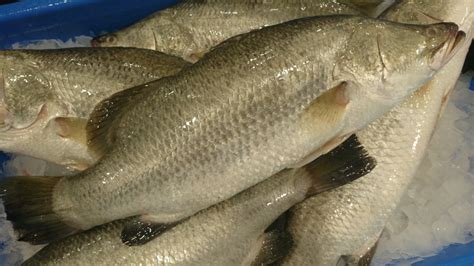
top-left (0, 47), bottom-right (189, 169)
top-left (91, 0), bottom-right (365, 61)
top-left (281, 1), bottom-right (472, 265)
top-left (24, 137), bottom-right (375, 266)
top-left (0, 15), bottom-right (460, 245)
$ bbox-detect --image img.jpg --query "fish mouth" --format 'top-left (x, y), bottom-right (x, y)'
top-left (430, 29), bottom-right (466, 70)
top-left (90, 38), bottom-right (100, 47)
top-left (91, 34), bottom-right (117, 47)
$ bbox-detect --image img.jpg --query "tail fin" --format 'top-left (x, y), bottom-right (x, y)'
top-left (304, 134), bottom-right (376, 197)
top-left (0, 176), bottom-right (77, 244)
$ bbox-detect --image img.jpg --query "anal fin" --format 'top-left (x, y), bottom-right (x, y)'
top-left (251, 229), bottom-right (293, 266)
top-left (302, 134), bottom-right (376, 197)
top-left (294, 82), bottom-right (351, 168)
top-left (121, 216), bottom-right (181, 246)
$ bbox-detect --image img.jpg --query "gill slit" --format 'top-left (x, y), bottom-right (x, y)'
top-left (376, 35), bottom-right (387, 82)
top-left (152, 31), bottom-right (159, 51)
top-left (414, 7), bottom-right (443, 22)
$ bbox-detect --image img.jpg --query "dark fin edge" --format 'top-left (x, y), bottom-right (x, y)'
top-left (305, 134), bottom-right (376, 197)
top-left (251, 229), bottom-right (294, 266)
top-left (0, 176), bottom-right (77, 245)
top-left (336, 234), bottom-right (381, 266)
top-left (121, 216), bottom-right (181, 246)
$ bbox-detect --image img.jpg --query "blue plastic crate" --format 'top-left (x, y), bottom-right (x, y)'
top-left (0, 1), bottom-right (472, 265)
top-left (0, 0), bottom-right (179, 48)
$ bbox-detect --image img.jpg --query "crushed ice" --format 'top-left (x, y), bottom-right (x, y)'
top-left (373, 72), bottom-right (474, 264)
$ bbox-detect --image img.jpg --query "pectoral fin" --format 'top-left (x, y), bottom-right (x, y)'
top-left (301, 82), bottom-right (349, 126)
top-left (54, 117), bottom-right (88, 144)
top-left (251, 229), bottom-right (293, 266)
top-left (296, 82), bottom-right (351, 168)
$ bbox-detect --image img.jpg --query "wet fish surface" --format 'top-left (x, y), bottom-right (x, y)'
top-left (280, 1), bottom-right (472, 265)
top-left (24, 137), bottom-right (375, 265)
top-left (0, 15), bottom-right (460, 245)
top-left (92, 0), bottom-right (366, 61)
top-left (0, 47), bottom-right (189, 169)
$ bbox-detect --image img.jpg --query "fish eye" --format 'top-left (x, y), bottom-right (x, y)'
top-left (105, 35), bottom-right (117, 43)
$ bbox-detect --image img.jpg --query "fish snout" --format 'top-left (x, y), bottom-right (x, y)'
top-left (0, 105), bottom-right (12, 132)
top-left (91, 34), bottom-right (117, 47)
top-left (429, 23), bottom-right (465, 70)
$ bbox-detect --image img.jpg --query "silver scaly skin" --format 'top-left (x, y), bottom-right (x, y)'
top-left (24, 142), bottom-right (374, 265)
top-left (0, 15), bottom-right (460, 244)
top-left (25, 171), bottom-right (311, 265)
top-left (0, 47), bottom-right (188, 169)
top-left (92, 0), bottom-right (365, 61)
top-left (282, 1), bottom-right (472, 265)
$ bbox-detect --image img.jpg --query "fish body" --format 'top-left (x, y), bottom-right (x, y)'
top-left (0, 47), bottom-right (189, 169)
top-left (282, 1), bottom-right (472, 265)
top-left (381, 0), bottom-right (474, 28)
top-left (92, 0), bottom-right (365, 61)
top-left (24, 138), bottom-right (375, 265)
top-left (1, 15), bottom-right (460, 244)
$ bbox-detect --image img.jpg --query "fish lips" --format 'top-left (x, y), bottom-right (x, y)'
top-left (430, 29), bottom-right (466, 70)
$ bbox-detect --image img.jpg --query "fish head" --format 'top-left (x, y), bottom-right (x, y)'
top-left (0, 54), bottom-right (91, 168)
top-left (381, 0), bottom-right (474, 30)
top-left (334, 20), bottom-right (464, 105)
top-left (91, 25), bottom-right (156, 51)
top-left (0, 52), bottom-right (61, 131)
top-left (92, 17), bottom-right (198, 61)
top-left (91, 13), bottom-right (163, 51)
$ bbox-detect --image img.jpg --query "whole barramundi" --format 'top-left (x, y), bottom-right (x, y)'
top-left (0, 48), bottom-right (188, 169)
top-left (1, 15), bottom-right (461, 245)
top-left (92, 0), bottom-right (366, 61)
top-left (24, 136), bottom-right (375, 265)
top-left (280, 1), bottom-right (471, 265)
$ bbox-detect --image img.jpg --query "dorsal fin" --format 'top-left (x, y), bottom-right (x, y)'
top-left (86, 85), bottom-right (148, 159)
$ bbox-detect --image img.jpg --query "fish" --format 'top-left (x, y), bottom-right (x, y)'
top-left (350, 0), bottom-right (385, 6)
top-left (91, 0), bottom-right (366, 62)
top-left (380, 0), bottom-right (474, 28)
top-left (0, 47), bottom-right (189, 169)
top-left (24, 136), bottom-right (375, 265)
top-left (0, 15), bottom-right (461, 245)
top-left (345, 0), bottom-right (390, 16)
top-left (280, 1), bottom-right (472, 265)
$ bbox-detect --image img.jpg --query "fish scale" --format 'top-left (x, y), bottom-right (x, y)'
top-left (25, 157), bottom-right (336, 265)
top-left (93, 0), bottom-right (365, 61)
top-left (25, 143), bottom-right (375, 265)
top-left (282, 1), bottom-right (472, 264)
top-left (0, 15), bottom-right (459, 245)
top-left (64, 17), bottom-right (457, 228)
top-left (0, 48), bottom-right (189, 168)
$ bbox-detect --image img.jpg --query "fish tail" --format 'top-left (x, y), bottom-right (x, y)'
top-left (303, 134), bottom-right (376, 197)
top-left (0, 176), bottom-right (77, 244)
